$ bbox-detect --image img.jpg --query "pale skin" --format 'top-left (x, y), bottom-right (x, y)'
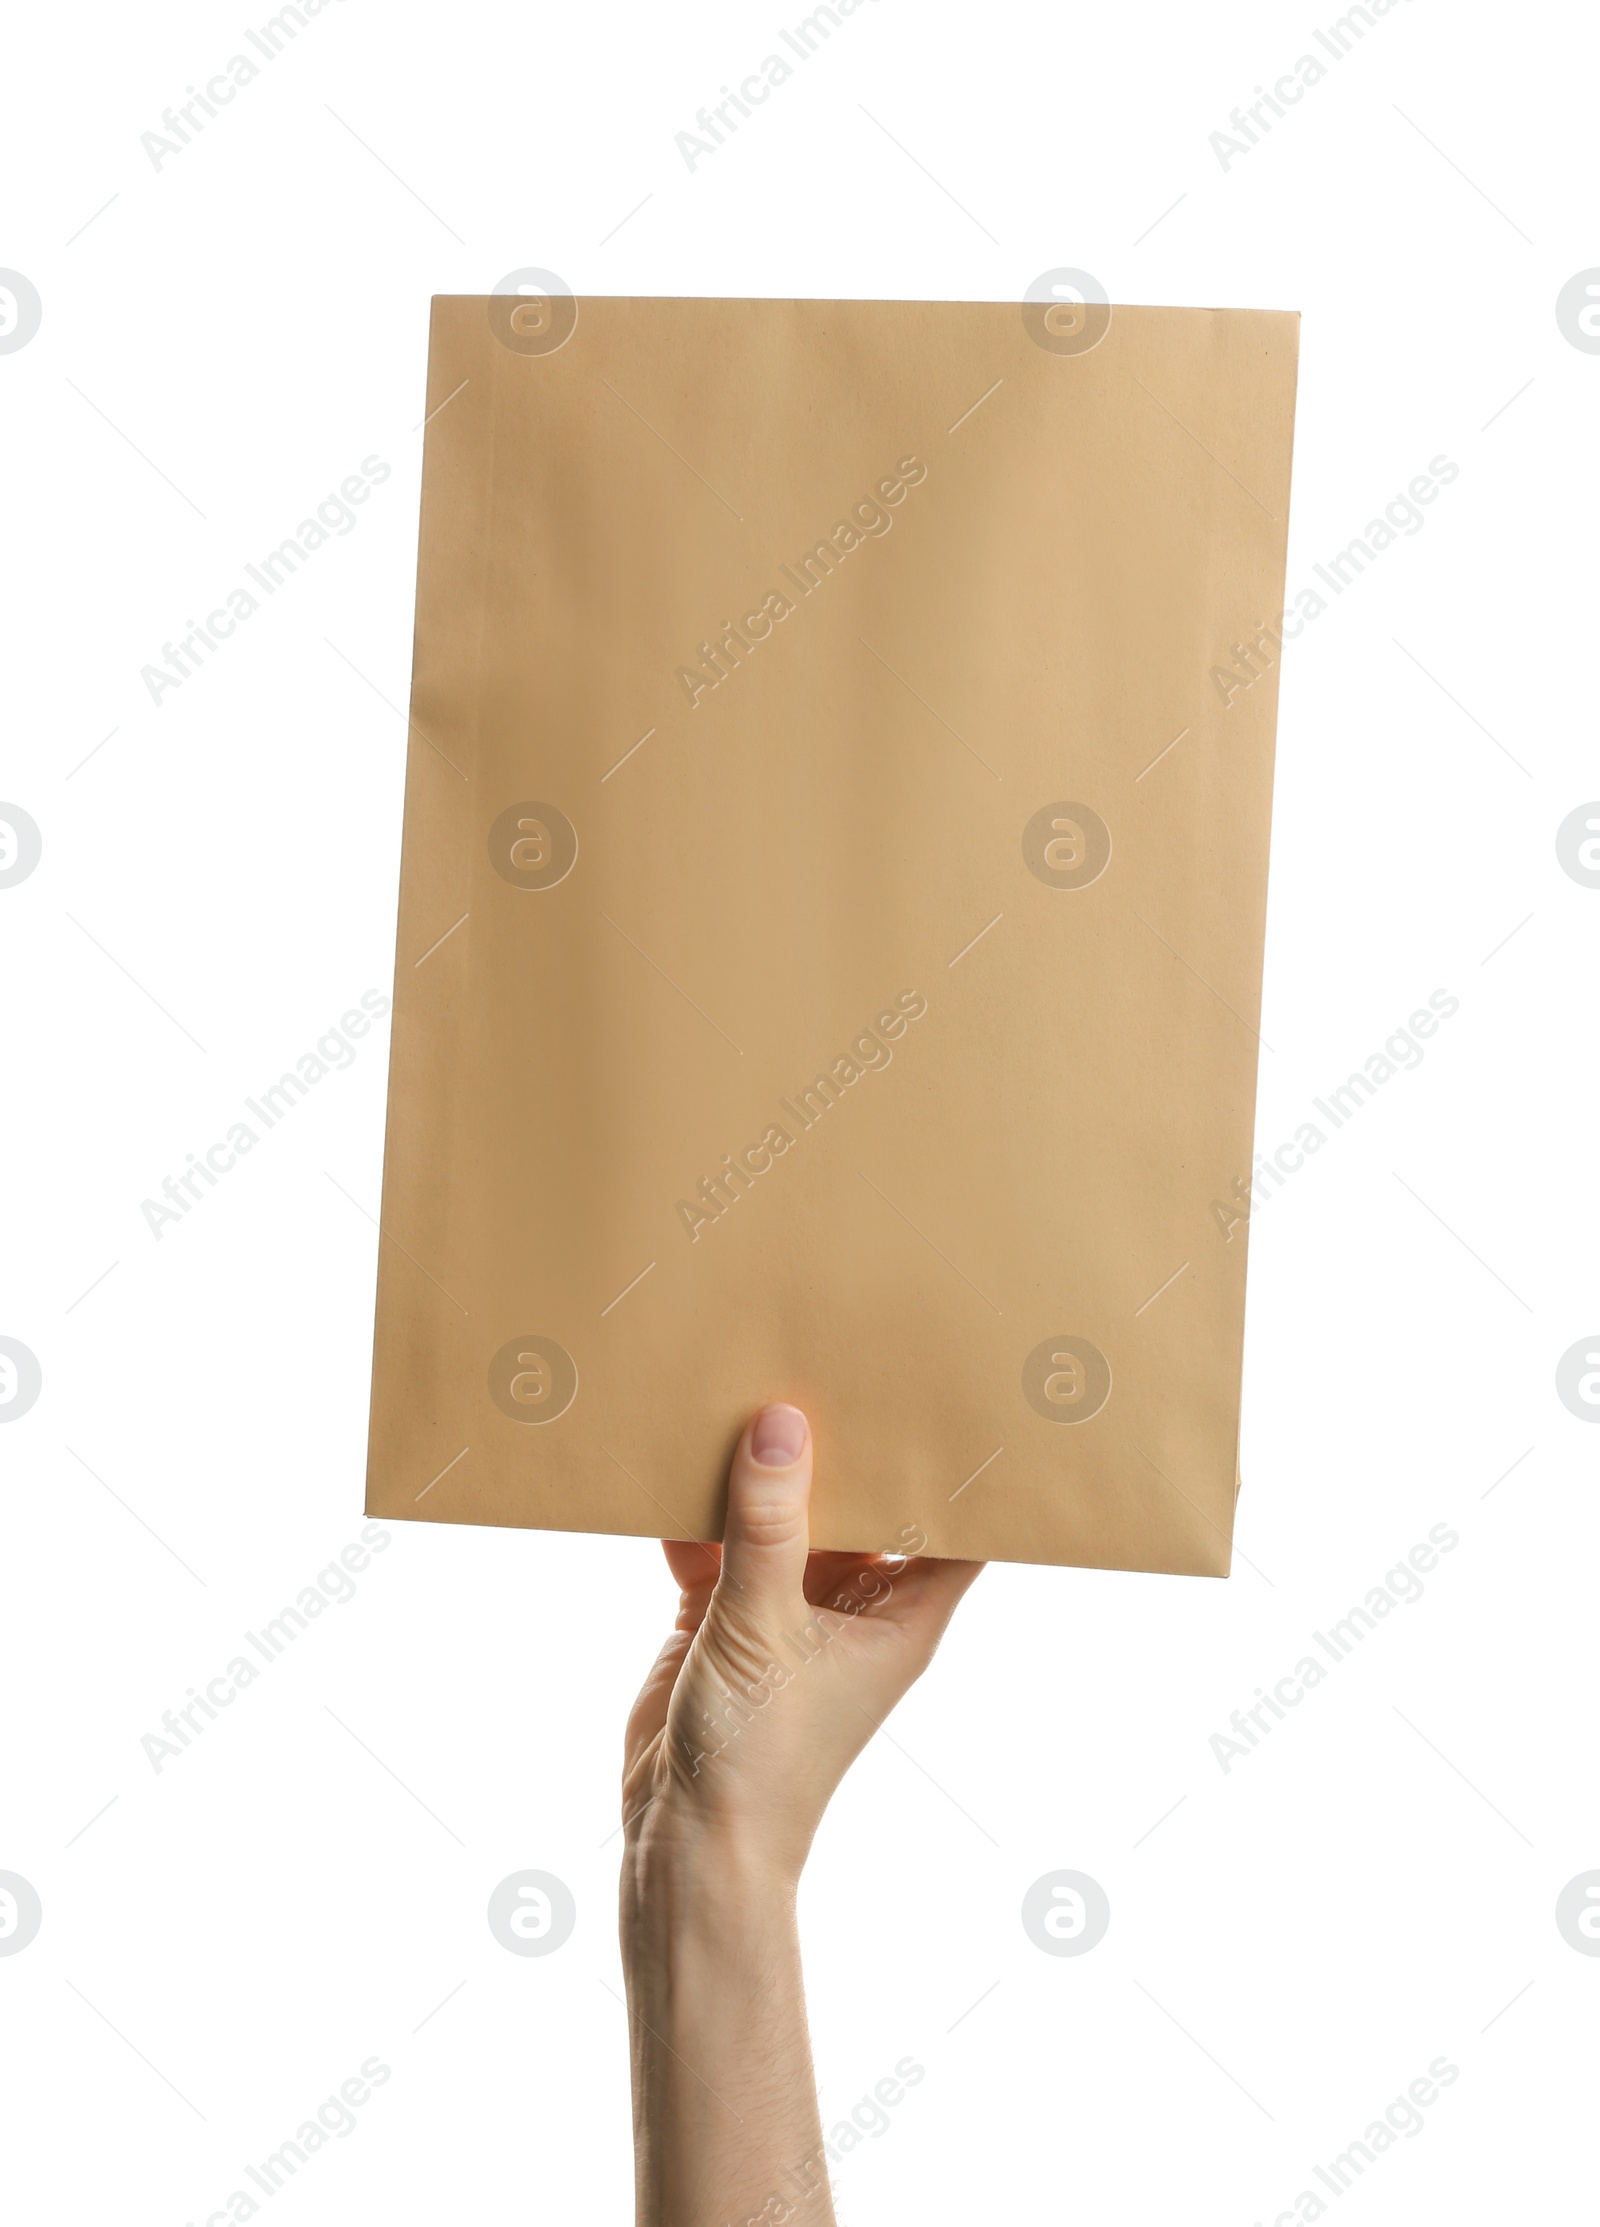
top-left (620, 1401), bottom-right (983, 2227)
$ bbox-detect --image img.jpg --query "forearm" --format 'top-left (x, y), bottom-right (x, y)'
top-left (621, 1827), bottom-right (836, 2227)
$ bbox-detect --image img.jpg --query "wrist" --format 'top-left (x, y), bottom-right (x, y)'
top-left (620, 1803), bottom-right (800, 1958)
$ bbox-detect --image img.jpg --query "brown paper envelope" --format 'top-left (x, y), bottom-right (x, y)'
top-left (364, 295), bottom-right (1299, 1574)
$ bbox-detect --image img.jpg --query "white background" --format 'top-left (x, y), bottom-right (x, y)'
top-left (2, 1), bottom-right (1597, 2220)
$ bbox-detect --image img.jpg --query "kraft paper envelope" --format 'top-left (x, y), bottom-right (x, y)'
top-left (365, 293), bottom-right (1298, 1574)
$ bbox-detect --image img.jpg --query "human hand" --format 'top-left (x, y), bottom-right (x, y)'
top-left (621, 1401), bottom-right (983, 1888)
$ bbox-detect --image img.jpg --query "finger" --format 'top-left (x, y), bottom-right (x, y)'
top-left (622, 1629), bottom-right (693, 1773)
top-left (662, 1537), bottom-right (721, 1593)
top-left (803, 1548), bottom-right (883, 1588)
top-left (717, 1402), bottom-right (812, 1614)
top-left (806, 1550), bottom-right (984, 1624)
top-left (803, 1550), bottom-right (897, 1610)
top-left (661, 1541), bottom-right (720, 1638)
top-left (877, 1554), bottom-right (986, 1636)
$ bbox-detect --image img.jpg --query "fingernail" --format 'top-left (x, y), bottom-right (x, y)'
top-left (751, 1403), bottom-right (807, 1467)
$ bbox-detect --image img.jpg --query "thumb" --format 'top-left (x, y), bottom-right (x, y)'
top-left (717, 1403), bottom-right (812, 1613)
